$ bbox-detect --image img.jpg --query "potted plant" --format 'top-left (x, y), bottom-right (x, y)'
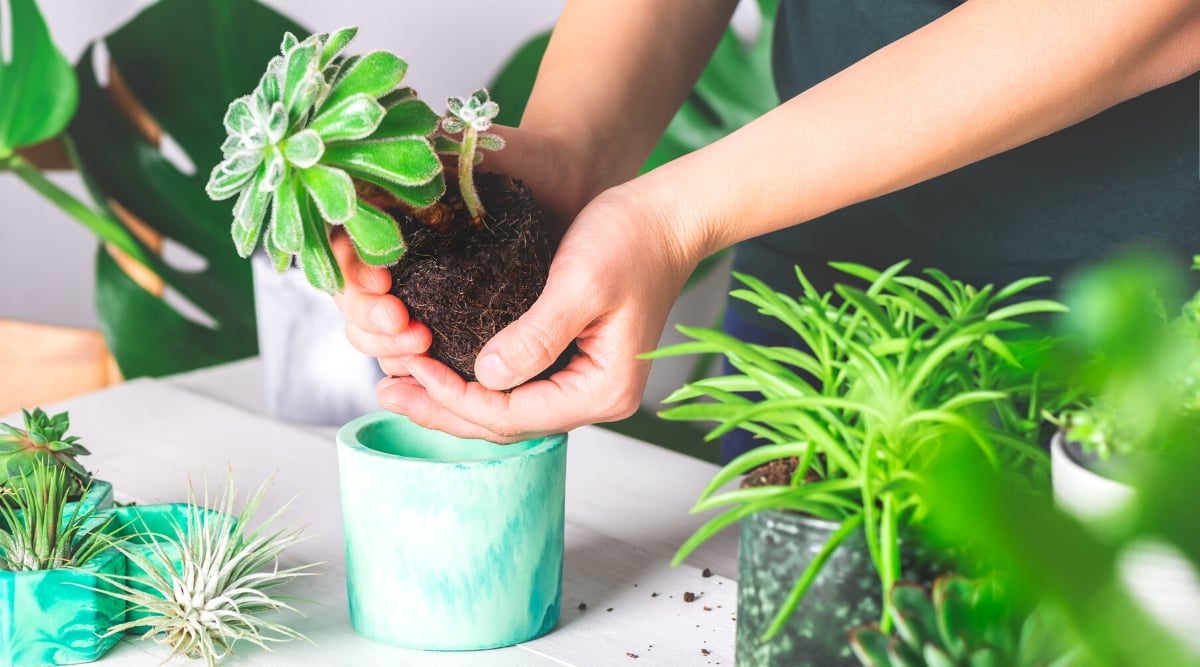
top-left (646, 261), bottom-right (1066, 666)
top-left (206, 27), bottom-right (555, 381)
top-left (335, 411), bottom-right (567, 650)
top-left (1045, 251), bottom-right (1200, 653)
top-left (0, 463), bottom-right (126, 667)
top-left (0, 408), bottom-right (113, 528)
top-left (98, 476), bottom-right (315, 667)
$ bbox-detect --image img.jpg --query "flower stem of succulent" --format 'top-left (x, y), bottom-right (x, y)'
top-left (4, 152), bottom-right (153, 268)
top-left (457, 127), bottom-right (485, 221)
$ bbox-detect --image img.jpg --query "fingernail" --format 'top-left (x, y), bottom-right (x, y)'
top-left (477, 354), bottom-right (517, 389)
top-left (370, 301), bottom-right (396, 332)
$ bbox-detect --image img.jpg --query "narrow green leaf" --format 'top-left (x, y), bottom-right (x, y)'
top-left (323, 138), bottom-right (440, 187)
top-left (321, 51), bottom-right (408, 113)
top-left (993, 275), bottom-right (1052, 302)
top-left (297, 163), bottom-right (355, 223)
top-left (342, 200), bottom-right (405, 266)
top-left (762, 513), bottom-right (865, 640)
top-left (985, 299), bottom-right (1070, 322)
top-left (297, 196), bottom-right (342, 294)
top-left (309, 93), bottom-right (385, 142)
top-left (373, 98), bottom-right (440, 139)
top-left (319, 27), bottom-right (358, 68)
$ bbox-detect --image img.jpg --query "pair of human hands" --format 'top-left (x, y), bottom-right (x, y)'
top-left (333, 126), bottom-right (699, 443)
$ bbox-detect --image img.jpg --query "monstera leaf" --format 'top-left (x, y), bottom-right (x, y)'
top-left (69, 0), bottom-right (308, 378)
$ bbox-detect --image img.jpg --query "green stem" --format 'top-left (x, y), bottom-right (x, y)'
top-left (4, 153), bottom-right (152, 267)
top-left (458, 127), bottom-right (484, 220)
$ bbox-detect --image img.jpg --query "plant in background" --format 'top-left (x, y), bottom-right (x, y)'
top-left (849, 576), bottom-right (1081, 667)
top-left (0, 408), bottom-right (92, 500)
top-left (100, 475), bottom-right (315, 667)
top-left (0, 463), bottom-right (112, 571)
top-left (206, 27), bottom-right (443, 294)
top-left (435, 88), bottom-right (505, 220)
top-left (648, 261), bottom-right (1067, 638)
top-left (1053, 252), bottom-right (1200, 462)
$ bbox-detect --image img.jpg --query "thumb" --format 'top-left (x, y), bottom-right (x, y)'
top-left (474, 277), bottom-right (593, 391)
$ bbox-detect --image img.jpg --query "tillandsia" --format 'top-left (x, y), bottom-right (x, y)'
top-left (0, 407), bottom-right (92, 500)
top-left (849, 576), bottom-right (1082, 667)
top-left (0, 463), bottom-right (112, 571)
top-left (99, 475), bottom-right (315, 667)
top-left (436, 88), bottom-right (505, 220)
top-left (647, 261), bottom-right (1069, 639)
top-left (206, 27), bottom-right (444, 294)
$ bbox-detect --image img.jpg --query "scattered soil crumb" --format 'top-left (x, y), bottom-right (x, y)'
top-left (633, 583), bottom-right (639, 587)
top-left (702, 649), bottom-right (711, 656)
top-left (651, 592), bottom-right (659, 598)
top-left (607, 608), bottom-right (614, 612)
top-left (684, 592), bottom-right (697, 603)
top-left (703, 606), bottom-right (713, 611)
top-left (626, 652), bottom-right (639, 659)
top-left (702, 567), bottom-right (713, 578)
top-left (578, 603), bottom-right (587, 611)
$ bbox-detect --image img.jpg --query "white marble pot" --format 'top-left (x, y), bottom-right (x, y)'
top-left (251, 254), bottom-right (382, 424)
top-left (1050, 433), bottom-right (1200, 656)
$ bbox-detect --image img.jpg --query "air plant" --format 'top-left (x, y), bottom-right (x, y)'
top-left (206, 27), bottom-right (444, 293)
top-left (100, 475), bottom-right (316, 667)
top-left (0, 463), bottom-right (111, 572)
top-left (0, 408), bottom-right (92, 501)
top-left (436, 88), bottom-right (505, 220)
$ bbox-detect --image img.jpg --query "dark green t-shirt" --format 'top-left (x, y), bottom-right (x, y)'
top-left (732, 0), bottom-right (1200, 330)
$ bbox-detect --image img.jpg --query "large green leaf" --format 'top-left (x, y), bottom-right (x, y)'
top-left (69, 0), bottom-right (308, 378)
top-left (0, 0), bottom-right (77, 156)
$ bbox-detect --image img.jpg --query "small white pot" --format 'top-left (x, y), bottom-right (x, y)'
top-left (1050, 433), bottom-right (1200, 656)
top-left (251, 254), bottom-right (382, 424)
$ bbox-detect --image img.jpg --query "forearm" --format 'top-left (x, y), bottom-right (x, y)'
top-left (636, 0), bottom-right (1200, 262)
top-left (521, 0), bottom-right (739, 200)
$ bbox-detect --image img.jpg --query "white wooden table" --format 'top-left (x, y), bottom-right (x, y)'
top-left (3, 359), bottom-right (739, 666)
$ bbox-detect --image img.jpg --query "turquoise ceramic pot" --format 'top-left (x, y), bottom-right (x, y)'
top-left (0, 547), bottom-right (126, 666)
top-left (336, 412), bottom-right (567, 650)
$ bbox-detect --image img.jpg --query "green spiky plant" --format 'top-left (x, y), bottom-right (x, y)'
top-left (849, 576), bottom-right (1081, 667)
top-left (435, 88), bottom-right (505, 220)
top-left (0, 408), bottom-right (92, 501)
top-left (0, 463), bottom-right (112, 572)
top-left (646, 261), bottom-right (1069, 640)
top-left (99, 475), bottom-right (315, 667)
top-left (206, 27), bottom-right (445, 294)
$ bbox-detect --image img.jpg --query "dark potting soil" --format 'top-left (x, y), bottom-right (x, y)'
top-left (740, 456), bottom-right (821, 489)
top-left (362, 171), bottom-right (570, 382)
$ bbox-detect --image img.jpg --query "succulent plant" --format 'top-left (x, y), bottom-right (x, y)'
top-left (100, 476), bottom-right (315, 666)
top-left (849, 576), bottom-right (1081, 667)
top-left (0, 408), bottom-right (92, 499)
top-left (435, 88), bottom-right (505, 219)
top-left (206, 27), bottom-right (444, 293)
top-left (0, 463), bottom-right (112, 571)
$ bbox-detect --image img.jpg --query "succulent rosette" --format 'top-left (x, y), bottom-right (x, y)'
top-left (205, 27), bottom-right (444, 293)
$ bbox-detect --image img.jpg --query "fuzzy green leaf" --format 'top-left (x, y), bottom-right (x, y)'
top-left (297, 163), bottom-right (355, 223)
top-left (283, 128), bottom-right (323, 168)
top-left (373, 98), bottom-right (440, 139)
top-left (477, 133), bottom-right (506, 152)
top-left (319, 27), bottom-right (358, 68)
top-left (362, 171), bottom-right (446, 209)
top-left (297, 195), bottom-right (342, 293)
top-left (280, 41), bottom-right (319, 119)
top-left (321, 51), bottom-right (408, 113)
top-left (231, 167), bottom-right (273, 257)
top-left (343, 200), bottom-right (405, 266)
top-left (309, 93), bottom-right (385, 142)
top-left (270, 177), bottom-right (304, 254)
top-left (323, 138), bottom-right (440, 186)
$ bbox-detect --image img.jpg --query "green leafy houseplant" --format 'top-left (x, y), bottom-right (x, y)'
top-left (849, 576), bottom-right (1080, 667)
top-left (0, 464), bottom-right (112, 572)
top-left (209, 27), bottom-right (556, 380)
top-left (99, 476), bottom-right (315, 667)
top-left (647, 261), bottom-right (1066, 649)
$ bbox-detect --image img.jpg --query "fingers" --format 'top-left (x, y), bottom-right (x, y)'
top-left (331, 230), bottom-right (390, 295)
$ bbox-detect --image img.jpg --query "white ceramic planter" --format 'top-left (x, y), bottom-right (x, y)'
top-left (1050, 433), bottom-right (1200, 656)
top-left (251, 254), bottom-right (382, 424)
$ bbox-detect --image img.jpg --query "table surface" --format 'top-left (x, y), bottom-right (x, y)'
top-left (2, 359), bottom-right (739, 666)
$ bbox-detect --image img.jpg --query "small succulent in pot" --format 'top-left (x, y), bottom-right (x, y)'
top-left (0, 408), bottom-right (92, 501)
top-left (209, 28), bottom-right (557, 381)
top-left (849, 576), bottom-right (1082, 667)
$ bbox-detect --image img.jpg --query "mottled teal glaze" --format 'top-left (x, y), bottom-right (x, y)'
top-left (0, 547), bottom-right (126, 666)
top-left (336, 412), bottom-right (567, 650)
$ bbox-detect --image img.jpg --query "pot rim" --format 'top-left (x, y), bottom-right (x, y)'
top-left (337, 410), bottom-right (566, 467)
top-left (1051, 431), bottom-right (1133, 490)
